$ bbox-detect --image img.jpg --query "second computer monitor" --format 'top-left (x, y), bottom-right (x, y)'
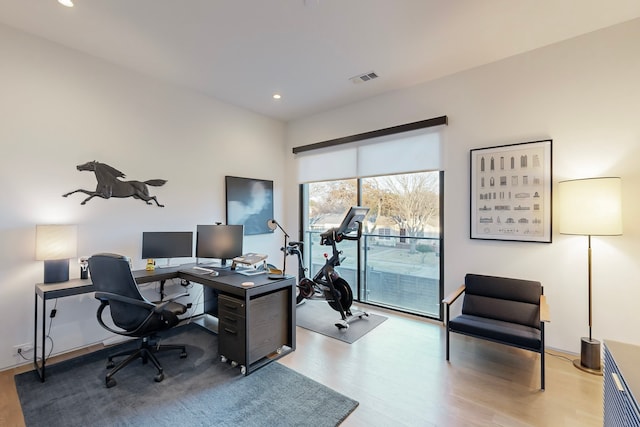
top-left (141, 231), bottom-right (194, 267)
top-left (196, 224), bottom-right (243, 266)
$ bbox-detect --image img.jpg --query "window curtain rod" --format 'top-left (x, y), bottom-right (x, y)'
top-left (292, 115), bottom-right (448, 154)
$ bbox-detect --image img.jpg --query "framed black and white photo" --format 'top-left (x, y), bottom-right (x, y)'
top-left (470, 139), bottom-right (552, 242)
top-left (225, 176), bottom-right (274, 235)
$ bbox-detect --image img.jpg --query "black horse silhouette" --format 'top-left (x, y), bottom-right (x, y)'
top-left (63, 161), bottom-right (167, 207)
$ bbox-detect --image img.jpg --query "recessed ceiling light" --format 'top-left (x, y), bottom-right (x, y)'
top-left (58, 0), bottom-right (74, 7)
top-left (272, 94), bottom-right (282, 100)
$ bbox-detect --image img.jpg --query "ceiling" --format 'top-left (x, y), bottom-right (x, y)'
top-left (1, 0), bottom-right (639, 122)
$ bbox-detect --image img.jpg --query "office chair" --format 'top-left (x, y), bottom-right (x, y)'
top-left (88, 253), bottom-right (189, 388)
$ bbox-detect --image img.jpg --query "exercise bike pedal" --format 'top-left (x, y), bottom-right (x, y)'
top-left (334, 308), bottom-right (369, 329)
top-left (335, 321), bottom-right (349, 329)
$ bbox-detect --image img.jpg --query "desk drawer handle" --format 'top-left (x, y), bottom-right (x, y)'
top-left (224, 328), bottom-right (237, 335)
top-left (612, 373), bottom-right (625, 392)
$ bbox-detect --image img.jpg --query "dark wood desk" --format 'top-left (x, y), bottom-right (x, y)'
top-left (34, 265), bottom-right (296, 381)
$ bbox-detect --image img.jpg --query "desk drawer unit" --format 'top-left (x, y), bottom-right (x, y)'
top-left (218, 294), bottom-right (246, 366)
top-left (218, 290), bottom-right (288, 373)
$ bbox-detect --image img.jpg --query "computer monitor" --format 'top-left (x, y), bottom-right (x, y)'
top-left (196, 224), bottom-right (244, 267)
top-left (141, 231), bottom-right (193, 267)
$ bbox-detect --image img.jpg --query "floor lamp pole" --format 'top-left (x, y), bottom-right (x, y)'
top-left (573, 234), bottom-right (602, 375)
top-left (588, 235), bottom-right (592, 342)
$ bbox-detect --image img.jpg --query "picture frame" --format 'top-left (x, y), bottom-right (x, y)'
top-left (470, 139), bottom-right (552, 243)
top-left (225, 176), bottom-right (274, 235)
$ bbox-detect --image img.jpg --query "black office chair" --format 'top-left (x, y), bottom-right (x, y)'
top-left (88, 253), bottom-right (189, 388)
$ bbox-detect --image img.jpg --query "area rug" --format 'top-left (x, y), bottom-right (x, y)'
top-left (296, 300), bottom-right (387, 343)
top-left (15, 323), bottom-right (358, 427)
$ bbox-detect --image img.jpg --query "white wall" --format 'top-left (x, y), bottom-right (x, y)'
top-left (285, 18), bottom-right (640, 353)
top-left (0, 24), bottom-right (286, 370)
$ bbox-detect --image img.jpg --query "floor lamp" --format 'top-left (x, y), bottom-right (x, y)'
top-left (558, 177), bottom-right (622, 375)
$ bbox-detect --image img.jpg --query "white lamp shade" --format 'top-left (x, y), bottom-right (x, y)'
top-left (35, 224), bottom-right (78, 260)
top-left (558, 177), bottom-right (622, 236)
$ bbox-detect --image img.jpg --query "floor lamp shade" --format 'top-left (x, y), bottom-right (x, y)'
top-left (558, 177), bottom-right (622, 374)
top-left (36, 224), bottom-right (78, 283)
top-left (558, 177), bottom-right (622, 236)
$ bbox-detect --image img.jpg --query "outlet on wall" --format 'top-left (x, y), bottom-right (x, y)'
top-left (13, 343), bottom-right (33, 355)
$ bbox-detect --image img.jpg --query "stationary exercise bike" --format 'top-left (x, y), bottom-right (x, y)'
top-left (284, 206), bottom-right (370, 329)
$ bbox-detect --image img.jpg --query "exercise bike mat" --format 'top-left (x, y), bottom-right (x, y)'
top-left (296, 300), bottom-right (387, 344)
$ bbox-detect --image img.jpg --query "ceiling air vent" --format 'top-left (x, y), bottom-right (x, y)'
top-left (349, 71), bottom-right (379, 84)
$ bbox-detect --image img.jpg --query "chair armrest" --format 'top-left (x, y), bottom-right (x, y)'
top-left (154, 292), bottom-right (189, 313)
top-left (442, 284), bottom-right (465, 306)
top-left (540, 294), bottom-right (550, 322)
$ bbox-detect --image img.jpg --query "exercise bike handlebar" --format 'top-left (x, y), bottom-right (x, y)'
top-left (320, 220), bottom-right (364, 246)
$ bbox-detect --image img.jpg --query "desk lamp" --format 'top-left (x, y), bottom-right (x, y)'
top-left (558, 177), bottom-right (622, 375)
top-left (36, 224), bottom-right (78, 283)
top-left (267, 219), bottom-right (289, 278)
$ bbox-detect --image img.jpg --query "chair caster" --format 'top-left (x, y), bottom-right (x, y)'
top-left (335, 321), bottom-right (349, 330)
top-left (154, 373), bottom-right (164, 383)
top-left (240, 365), bottom-right (247, 375)
top-left (106, 360), bottom-right (115, 369)
top-left (220, 355), bottom-right (227, 363)
top-left (105, 377), bottom-right (117, 388)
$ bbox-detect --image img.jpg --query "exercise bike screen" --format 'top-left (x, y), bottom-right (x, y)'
top-left (337, 206), bottom-right (370, 234)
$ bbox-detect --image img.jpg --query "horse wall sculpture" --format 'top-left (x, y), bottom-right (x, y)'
top-left (63, 161), bottom-right (167, 207)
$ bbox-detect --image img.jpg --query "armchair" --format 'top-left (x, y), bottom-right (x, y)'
top-left (443, 274), bottom-right (550, 390)
top-left (88, 253), bottom-right (189, 388)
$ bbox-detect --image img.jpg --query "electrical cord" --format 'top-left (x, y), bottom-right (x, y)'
top-left (545, 350), bottom-right (573, 363)
top-left (24, 299), bottom-right (58, 363)
top-left (184, 287), bottom-right (204, 324)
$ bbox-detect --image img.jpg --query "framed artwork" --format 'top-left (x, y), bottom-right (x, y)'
top-left (225, 176), bottom-right (274, 235)
top-left (470, 139), bottom-right (552, 242)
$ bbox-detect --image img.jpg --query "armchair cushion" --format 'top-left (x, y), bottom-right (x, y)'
top-left (448, 314), bottom-right (541, 349)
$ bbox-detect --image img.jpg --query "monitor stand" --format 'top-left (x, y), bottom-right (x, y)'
top-left (195, 259), bottom-right (229, 269)
top-left (154, 258), bottom-right (187, 269)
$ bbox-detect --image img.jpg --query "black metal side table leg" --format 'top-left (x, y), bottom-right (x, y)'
top-left (33, 293), bottom-right (46, 382)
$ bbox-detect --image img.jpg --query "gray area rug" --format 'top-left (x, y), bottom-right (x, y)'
top-left (296, 300), bottom-right (387, 343)
top-left (15, 323), bottom-right (358, 427)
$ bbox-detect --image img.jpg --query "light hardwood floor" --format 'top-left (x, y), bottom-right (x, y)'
top-left (1, 304), bottom-right (602, 427)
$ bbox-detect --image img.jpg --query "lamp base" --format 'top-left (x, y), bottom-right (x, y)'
top-left (573, 337), bottom-right (603, 376)
top-left (44, 259), bottom-right (70, 283)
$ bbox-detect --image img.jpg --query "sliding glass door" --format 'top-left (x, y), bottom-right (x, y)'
top-left (301, 171), bottom-right (443, 319)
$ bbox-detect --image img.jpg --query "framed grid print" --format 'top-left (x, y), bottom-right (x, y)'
top-left (470, 139), bottom-right (552, 242)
